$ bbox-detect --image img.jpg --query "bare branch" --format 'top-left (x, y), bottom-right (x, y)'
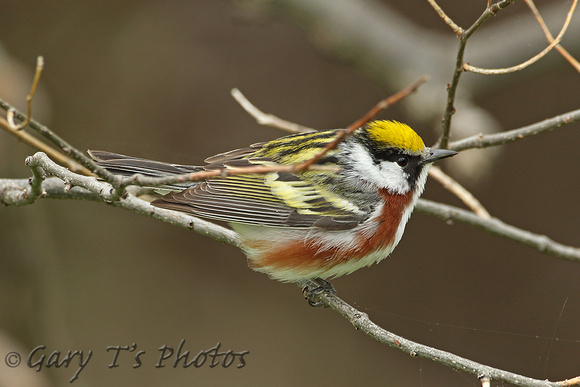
top-left (6, 56), bottom-right (44, 131)
top-left (0, 98), bottom-right (124, 189)
top-left (2, 152), bottom-right (239, 246)
top-left (525, 0), bottom-right (580, 73)
top-left (438, 0), bottom-right (516, 149)
top-left (0, 57), bottom-right (90, 175)
top-left (0, 177), bottom-right (101, 204)
top-left (0, 166), bottom-right (44, 206)
top-left (119, 162), bottom-right (340, 188)
top-left (0, 115), bottom-right (89, 175)
top-left (428, 166), bottom-right (490, 219)
top-left (231, 88), bottom-right (316, 133)
top-left (464, 0), bottom-right (578, 75)
top-left (449, 108), bottom-right (580, 151)
top-left (425, 0), bottom-right (464, 35)
top-left (299, 279), bottom-right (575, 387)
top-left (416, 199), bottom-right (580, 263)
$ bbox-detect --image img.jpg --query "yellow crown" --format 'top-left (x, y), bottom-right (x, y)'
top-left (366, 120), bottom-right (425, 153)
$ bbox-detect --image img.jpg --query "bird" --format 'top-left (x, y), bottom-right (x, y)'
top-left (90, 120), bottom-right (456, 288)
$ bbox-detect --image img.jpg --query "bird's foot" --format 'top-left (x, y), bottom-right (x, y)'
top-left (301, 277), bottom-right (337, 307)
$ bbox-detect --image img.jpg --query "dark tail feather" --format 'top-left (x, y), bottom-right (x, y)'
top-left (88, 150), bottom-right (202, 190)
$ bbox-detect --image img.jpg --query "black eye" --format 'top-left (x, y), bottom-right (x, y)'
top-left (396, 156), bottom-right (409, 167)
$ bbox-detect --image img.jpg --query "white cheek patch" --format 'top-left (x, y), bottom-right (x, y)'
top-left (344, 142), bottom-right (410, 194)
top-left (377, 161), bottom-right (410, 194)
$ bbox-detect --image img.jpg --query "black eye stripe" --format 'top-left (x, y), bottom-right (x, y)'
top-left (372, 149), bottom-right (410, 165)
top-left (369, 148), bottom-right (398, 165)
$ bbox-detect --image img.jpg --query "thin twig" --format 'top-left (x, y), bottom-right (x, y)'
top-left (346, 75), bottom-right (429, 130)
top-left (425, 0), bottom-right (464, 35)
top-left (0, 57), bottom-right (121, 189)
top-left (428, 166), bottom-right (490, 219)
top-left (449, 108), bottom-right (580, 151)
top-left (231, 88), bottom-right (316, 133)
top-left (464, 0), bottom-right (577, 75)
top-left (292, 128), bottom-right (354, 172)
top-left (0, 98), bottom-right (123, 188)
top-left (525, 0), bottom-right (580, 73)
top-left (438, 0), bottom-right (516, 149)
top-left (112, 163), bottom-right (340, 188)
top-left (0, 57), bottom-right (91, 175)
top-left (6, 56), bottom-right (44, 130)
top-left (0, 116), bottom-right (90, 175)
top-left (416, 199), bottom-right (580, 263)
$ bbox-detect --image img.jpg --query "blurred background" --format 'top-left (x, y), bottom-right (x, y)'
top-left (0, 1), bottom-right (579, 386)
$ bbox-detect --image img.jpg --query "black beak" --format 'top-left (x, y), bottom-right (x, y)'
top-left (422, 148), bottom-right (458, 164)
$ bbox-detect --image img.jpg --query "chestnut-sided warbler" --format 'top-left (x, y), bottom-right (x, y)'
top-left (90, 120), bottom-right (456, 283)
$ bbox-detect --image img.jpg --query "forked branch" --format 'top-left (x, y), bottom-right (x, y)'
top-left (437, 0), bottom-right (516, 149)
top-left (464, 0), bottom-right (578, 75)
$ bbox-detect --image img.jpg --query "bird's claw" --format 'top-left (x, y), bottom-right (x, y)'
top-left (301, 278), bottom-right (337, 307)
